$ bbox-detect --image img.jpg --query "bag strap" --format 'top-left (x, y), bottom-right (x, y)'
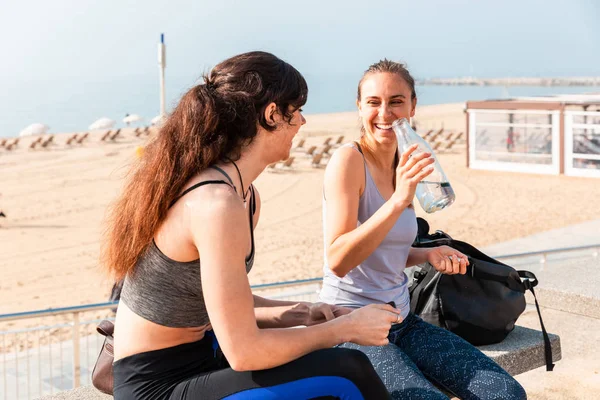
top-left (468, 265), bottom-right (553, 371)
top-left (97, 320), bottom-right (114, 337)
top-left (517, 270), bottom-right (554, 371)
top-left (467, 260), bottom-right (530, 292)
top-left (409, 264), bottom-right (439, 313)
top-left (470, 264), bottom-right (553, 370)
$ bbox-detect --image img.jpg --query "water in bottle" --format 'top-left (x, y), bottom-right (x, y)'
top-left (392, 118), bottom-right (455, 213)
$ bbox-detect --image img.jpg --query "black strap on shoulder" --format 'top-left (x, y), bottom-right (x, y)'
top-left (249, 184), bottom-right (256, 216)
top-left (353, 141), bottom-right (364, 155)
top-left (169, 180), bottom-right (230, 208)
top-left (210, 165), bottom-right (235, 187)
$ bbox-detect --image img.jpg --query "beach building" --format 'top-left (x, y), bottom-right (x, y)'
top-left (466, 94), bottom-right (600, 177)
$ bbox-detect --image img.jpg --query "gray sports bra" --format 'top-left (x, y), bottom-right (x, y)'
top-left (120, 166), bottom-right (256, 327)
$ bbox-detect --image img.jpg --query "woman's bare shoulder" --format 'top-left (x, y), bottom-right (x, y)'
top-left (326, 144), bottom-right (364, 177)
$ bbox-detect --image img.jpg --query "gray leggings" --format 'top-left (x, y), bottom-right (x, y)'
top-left (339, 313), bottom-right (526, 400)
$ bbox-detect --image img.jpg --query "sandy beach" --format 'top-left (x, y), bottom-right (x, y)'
top-left (1, 102), bottom-right (598, 316)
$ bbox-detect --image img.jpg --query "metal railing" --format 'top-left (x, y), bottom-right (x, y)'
top-left (0, 281), bottom-right (321, 400)
top-left (493, 243), bottom-right (599, 270)
top-left (0, 243), bottom-right (597, 399)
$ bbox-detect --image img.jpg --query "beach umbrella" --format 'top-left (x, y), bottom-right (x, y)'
top-left (89, 117), bottom-right (115, 130)
top-left (123, 114), bottom-right (143, 124)
top-left (19, 123), bottom-right (49, 137)
top-left (150, 114), bottom-right (165, 126)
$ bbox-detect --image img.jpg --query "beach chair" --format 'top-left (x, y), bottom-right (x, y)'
top-left (29, 137), bottom-right (43, 149)
top-left (454, 132), bottom-right (464, 142)
top-left (432, 142), bottom-right (443, 151)
top-left (294, 138), bottom-right (305, 149)
top-left (322, 137), bottom-right (332, 146)
top-left (421, 129), bottom-right (434, 139)
top-left (65, 134), bottom-right (79, 145)
top-left (110, 129), bottom-right (122, 140)
top-left (311, 153), bottom-right (324, 168)
top-left (429, 128), bottom-right (444, 142)
top-left (6, 138), bottom-right (20, 151)
top-left (0, 138), bottom-right (6, 147)
top-left (281, 157), bottom-right (295, 169)
top-left (40, 135), bottom-right (54, 148)
top-left (100, 130), bottom-right (112, 141)
top-left (266, 162), bottom-right (279, 172)
top-left (305, 145), bottom-right (317, 156)
top-left (75, 132), bottom-right (89, 144)
top-left (320, 144), bottom-right (332, 156)
top-left (444, 132), bottom-right (455, 141)
top-left (5, 138), bottom-right (19, 150)
top-left (334, 135), bottom-right (345, 146)
top-left (441, 138), bottom-right (459, 151)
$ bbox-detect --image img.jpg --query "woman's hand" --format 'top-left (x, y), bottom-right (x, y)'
top-left (331, 305), bottom-right (354, 318)
top-left (303, 302), bottom-right (353, 326)
top-left (391, 144), bottom-right (435, 209)
top-left (426, 246), bottom-right (469, 275)
top-left (338, 304), bottom-right (400, 346)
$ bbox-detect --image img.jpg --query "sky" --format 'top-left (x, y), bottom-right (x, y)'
top-left (0, 0), bottom-right (599, 135)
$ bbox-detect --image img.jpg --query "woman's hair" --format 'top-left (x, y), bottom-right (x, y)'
top-left (356, 59), bottom-right (417, 170)
top-left (357, 59), bottom-right (416, 102)
top-left (102, 51), bottom-right (308, 280)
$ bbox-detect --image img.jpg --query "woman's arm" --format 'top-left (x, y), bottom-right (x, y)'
top-left (406, 247), bottom-right (431, 267)
top-left (190, 185), bottom-right (399, 371)
top-left (253, 295), bottom-right (351, 328)
top-left (324, 148), bottom-right (407, 277)
top-left (325, 146), bottom-right (435, 277)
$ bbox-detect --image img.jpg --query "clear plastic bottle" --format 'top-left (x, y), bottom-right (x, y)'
top-left (392, 118), bottom-right (455, 213)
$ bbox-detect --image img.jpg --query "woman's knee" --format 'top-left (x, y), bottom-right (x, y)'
top-left (467, 374), bottom-right (527, 400)
top-left (505, 377), bottom-right (527, 400)
top-left (329, 348), bottom-right (373, 374)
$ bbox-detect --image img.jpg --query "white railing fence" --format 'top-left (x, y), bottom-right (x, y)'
top-left (564, 110), bottom-right (600, 178)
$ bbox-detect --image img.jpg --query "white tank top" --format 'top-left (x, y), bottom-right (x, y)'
top-left (319, 143), bottom-right (417, 318)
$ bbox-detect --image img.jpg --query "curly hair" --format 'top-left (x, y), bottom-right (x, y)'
top-left (102, 51), bottom-right (308, 280)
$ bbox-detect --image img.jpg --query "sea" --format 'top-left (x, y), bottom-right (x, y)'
top-left (1, 74), bottom-right (598, 138)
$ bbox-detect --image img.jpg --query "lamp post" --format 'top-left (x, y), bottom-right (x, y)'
top-left (158, 33), bottom-right (166, 117)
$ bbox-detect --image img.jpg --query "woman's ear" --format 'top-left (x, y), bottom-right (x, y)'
top-left (410, 97), bottom-right (417, 118)
top-left (263, 102), bottom-right (278, 127)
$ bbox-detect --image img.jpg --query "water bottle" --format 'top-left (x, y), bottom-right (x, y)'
top-left (392, 118), bottom-right (455, 213)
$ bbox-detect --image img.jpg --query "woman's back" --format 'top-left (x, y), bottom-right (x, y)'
top-left (114, 168), bottom-right (257, 360)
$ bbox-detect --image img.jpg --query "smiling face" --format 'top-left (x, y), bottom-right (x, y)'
top-left (357, 72), bottom-right (416, 145)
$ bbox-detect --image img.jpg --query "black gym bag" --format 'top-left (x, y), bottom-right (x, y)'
top-left (409, 218), bottom-right (554, 371)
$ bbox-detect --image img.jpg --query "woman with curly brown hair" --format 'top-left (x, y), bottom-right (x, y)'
top-left (103, 51), bottom-right (398, 400)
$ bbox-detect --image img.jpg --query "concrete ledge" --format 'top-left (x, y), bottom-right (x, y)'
top-left (479, 325), bottom-right (562, 376)
top-left (38, 385), bottom-right (112, 400)
top-left (39, 326), bottom-right (561, 400)
top-left (526, 287), bottom-right (600, 320)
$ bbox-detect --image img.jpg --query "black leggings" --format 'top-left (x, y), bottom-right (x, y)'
top-left (113, 333), bottom-right (390, 400)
